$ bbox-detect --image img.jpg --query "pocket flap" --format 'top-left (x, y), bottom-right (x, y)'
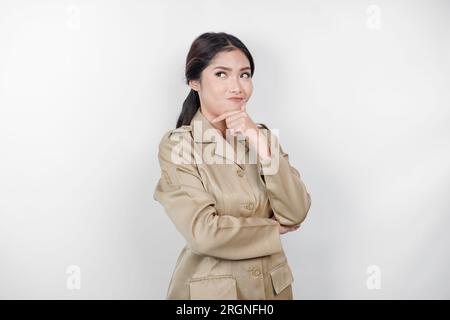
top-left (189, 276), bottom-right (237, 300)
top-left (269, 263), bottom-right (294, 295)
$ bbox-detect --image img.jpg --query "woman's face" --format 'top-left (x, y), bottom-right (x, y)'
top-left (189, 49), bottom-right (253, 119)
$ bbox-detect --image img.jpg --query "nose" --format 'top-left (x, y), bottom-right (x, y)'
top-left (229, 77), bottom-right (242, 94)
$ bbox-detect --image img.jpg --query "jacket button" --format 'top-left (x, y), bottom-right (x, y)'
top-left (245, 202), bottom-right (254, 210)
top-left (252, 268), bottom-right (261, 277)
top-left (236, 169), bottom-right (244, 177)
top-left (247, 266), bottom-right (261, 277)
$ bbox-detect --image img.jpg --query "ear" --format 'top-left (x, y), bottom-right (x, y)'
top-left (189, 79), bottom-right (201, 92)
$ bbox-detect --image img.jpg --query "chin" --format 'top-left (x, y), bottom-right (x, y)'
top-left (227, 103), bottom-right (242, 111)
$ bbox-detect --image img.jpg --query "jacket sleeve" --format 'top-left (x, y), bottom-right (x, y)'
top-left (153, 130), bottom-right (283, 260)
top-left (256, 125), bottom-right (312, 227)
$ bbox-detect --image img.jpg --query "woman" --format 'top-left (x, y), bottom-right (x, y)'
top-left (153, 32), bottom-right (312, 300)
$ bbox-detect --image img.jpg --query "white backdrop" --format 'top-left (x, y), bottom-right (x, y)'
top-left (0, 0), bottom-right (449, 299)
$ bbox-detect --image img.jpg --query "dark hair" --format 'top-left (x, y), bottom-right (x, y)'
top-left (176, 32), bottom-right (255, 128)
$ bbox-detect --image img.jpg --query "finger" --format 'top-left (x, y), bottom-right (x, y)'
top-left (226, 112), bottom-right (246, 122)
top-left (226, 128), bottom-right (236, 137)
top-left (226, 126), bottom-right (244, 137)
top-left (226, 117), bottom-right (245, 130)
top-left (211, 110), bottom-right (242, 123)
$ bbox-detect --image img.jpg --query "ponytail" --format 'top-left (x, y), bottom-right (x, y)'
top-left (176, 89), bottom-right (200, 128)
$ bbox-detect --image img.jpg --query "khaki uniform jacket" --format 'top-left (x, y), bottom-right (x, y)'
top-left (153, 108), bottom-right (311, 300)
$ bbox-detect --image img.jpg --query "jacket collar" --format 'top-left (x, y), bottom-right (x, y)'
top-left (190, 108), bottom-right (249, 166)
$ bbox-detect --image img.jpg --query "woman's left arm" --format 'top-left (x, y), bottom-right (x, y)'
top-left (253, 124), bottom-right (312, 227)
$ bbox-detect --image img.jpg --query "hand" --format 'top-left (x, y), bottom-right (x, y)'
top-left (211, 102), bottom-right (270, 159)
top-left (271, 216), bottom-right (300, 235)
top-left (211, 102), bottom-right (258, 138)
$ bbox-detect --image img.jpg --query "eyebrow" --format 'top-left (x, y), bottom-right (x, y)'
top-left (213, 66), bottom-right (251, 71)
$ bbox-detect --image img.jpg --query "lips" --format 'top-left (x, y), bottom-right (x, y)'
top-left (228, 97), bottom-right (244, 102)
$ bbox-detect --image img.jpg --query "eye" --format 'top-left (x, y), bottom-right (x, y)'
top-left (215, 71), bottom-right (251, 79)
top-left (215, 71), bottom-right (226, 78)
